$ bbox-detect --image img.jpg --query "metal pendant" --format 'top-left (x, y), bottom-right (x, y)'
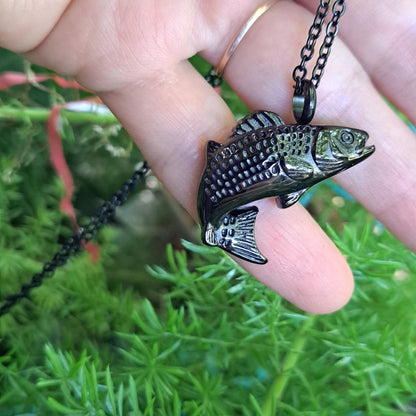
top-left (197, 110), bottom-right (375, 264)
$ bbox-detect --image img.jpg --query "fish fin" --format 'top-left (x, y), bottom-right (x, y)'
top-left (207, 140), bottom-right (222, 156)
top-left (276, 189), bottom-right (308, 208)
top-left (315, 157), bottom-right (344, 172)
top-left (215, 207), bottom-right (267, 264)
top-left (232, 111), bottom-right (284, 136)
top-left (267, 161), bottom-right (281, 176)
top-left (282, 157), bottom-right (314, 180)
top-left (203, 222), bottom-right (217, 246)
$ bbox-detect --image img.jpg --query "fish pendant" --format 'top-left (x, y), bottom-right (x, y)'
top-left (197, 110), bottom-right (375, 264)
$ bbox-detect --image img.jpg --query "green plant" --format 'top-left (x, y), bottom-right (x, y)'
top-left (0, 48), bottom-right (415, 415)
top-left (0, 221), bottom-right (415, 415)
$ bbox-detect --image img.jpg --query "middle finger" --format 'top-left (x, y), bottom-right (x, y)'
top-left (201, 0), bottom-right (416, 253)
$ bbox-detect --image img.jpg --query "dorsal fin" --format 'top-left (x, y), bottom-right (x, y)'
top-left (207, 140), bottom-right (221, 156)
top-left (232, 111), bottom-right (284, 136)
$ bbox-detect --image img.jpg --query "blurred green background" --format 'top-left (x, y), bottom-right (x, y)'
top-left (0, 48), bottom-right (415, 415)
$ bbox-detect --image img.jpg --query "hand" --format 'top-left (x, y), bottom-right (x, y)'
top-left (1, 0), bottom-right (414, 313)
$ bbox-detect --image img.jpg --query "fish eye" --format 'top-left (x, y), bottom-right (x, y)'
top-left (341, 131), bottom-right (354, 145)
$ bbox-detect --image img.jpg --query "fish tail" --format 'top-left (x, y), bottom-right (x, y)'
top-left (203, 207), bottom-right (267, 264)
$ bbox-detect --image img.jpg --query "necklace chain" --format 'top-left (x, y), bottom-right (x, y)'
top-left (293, 0), bottom-right (346, 93)
top-left (0, 1), bottom-right (347, 316)
top-left (0, 162), bottom-right (150, 317)
top-left (0, 64), bottom-right (221, 316)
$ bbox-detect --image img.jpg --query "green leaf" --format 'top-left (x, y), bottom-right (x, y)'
top-left (117, 383), bottom-right (124, 416)
top-left (105, 366), bottom-right (117, 415)
top-left (128, 376), bottom-right (142, 416)
top-left (47, 397), bottom-right (84, 415)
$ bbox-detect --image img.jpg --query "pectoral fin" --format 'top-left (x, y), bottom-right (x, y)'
top-left (276, 188), bottom-right (308, 208)
top-left (204, 207), bottom-right (267, 264)
top-left (283, 157), bottom-right (314, 180)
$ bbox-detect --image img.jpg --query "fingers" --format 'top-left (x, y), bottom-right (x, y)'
top-left (0, 0), bottom-right (360, 312)
top-left (100, 60), bottom-right (354, 314)
top-left (14, 0), bottom-right (272, 92)
top-left (13, 0), bottom-right (355, 312)
top-left (295, 0), bottom-right (416, 126)
top-left (209, 1), bottom-right (416, 253)
top-left (100, 61), bottom-right (236, 215)
top-left (0, 0), bottom-right (71, 53)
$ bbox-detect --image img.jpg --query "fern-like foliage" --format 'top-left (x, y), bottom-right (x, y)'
top-left (0, 48), bottom-right (415, 416)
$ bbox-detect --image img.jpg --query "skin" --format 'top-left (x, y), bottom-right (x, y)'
top-left (1, 0), bottom-right (414, 314)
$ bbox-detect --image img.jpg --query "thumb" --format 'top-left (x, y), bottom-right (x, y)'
top-left (0, 0), bottom-right (70, 53)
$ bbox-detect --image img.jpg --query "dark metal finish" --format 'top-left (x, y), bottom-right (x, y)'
top-left (292, 1), bottom-right (330, 93)
top-left (204, 66), bottom-right (223, 88)
top-left (311, 0), bottom-right (346, 88)
top-left (198, 111), bottom-right (375, 264)
top-left (292, 0), bottom-right (346, 126)
top-left (292, 0), bottom-right (346, 92)
top-left (0, 162), bottom-right (150, 317)
top-left (0, 66), bottom-right (223, 318)
top-left (293, 80), bottom-right (317, 124)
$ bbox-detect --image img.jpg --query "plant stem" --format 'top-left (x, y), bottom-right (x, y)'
top-left (0, 105), bottom-right (118, 125)
top-left (262, 316), bottom-right (316, 416)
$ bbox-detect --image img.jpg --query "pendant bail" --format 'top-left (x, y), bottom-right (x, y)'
top-left (293, 80), bottom-right (316, 125)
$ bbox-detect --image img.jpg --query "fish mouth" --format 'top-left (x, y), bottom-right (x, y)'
top-left (357, 144), bottom-right (376, 159)
top-left (350, 131), bottom-right (375, 161)
top-left (347, 145), bottom-right (375, 165)
top-left (346, 132), bottom-right (375, 166)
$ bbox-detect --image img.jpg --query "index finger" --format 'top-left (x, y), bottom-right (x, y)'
top-left (100, 59), bottom-right (354, 314)
top-left (0, 0), bottom-right (354, 313)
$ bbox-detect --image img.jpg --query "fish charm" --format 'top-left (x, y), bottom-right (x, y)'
top-left (197, 110), bottom-right (375, 264)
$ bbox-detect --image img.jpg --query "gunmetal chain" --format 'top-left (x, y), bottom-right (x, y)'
top-left (0, 67), bottom-right (221, 317)
top-left (204, 67), bottom-right (223, 88)
top-left (293, 0), bottom-right (346, 93)
top-left (0, 162), bottom-right (149, 317)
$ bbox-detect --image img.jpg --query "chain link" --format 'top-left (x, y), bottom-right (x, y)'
top-left (204, 67), bottom-right (223, 88)
top-left (0, 162), bottom-right (150, 317)
top-left (293, 0), bottom-right (345, 93)
top-left (0, 2), bottom-right (347, 316)
top-left (0, 66), bottom-right (222, 317)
